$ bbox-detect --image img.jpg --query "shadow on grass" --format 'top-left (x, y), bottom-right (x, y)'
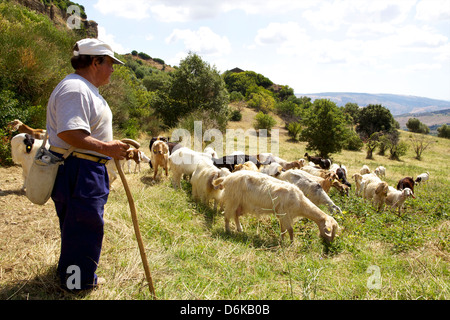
top-left (0, 266), bottom-right (93, 300)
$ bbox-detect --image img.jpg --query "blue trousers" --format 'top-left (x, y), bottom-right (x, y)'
top-left (51, 154), bottom-right (110, 290)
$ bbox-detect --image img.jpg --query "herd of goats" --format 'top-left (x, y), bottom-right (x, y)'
top-left (7, 120), bottom-right (430, 243)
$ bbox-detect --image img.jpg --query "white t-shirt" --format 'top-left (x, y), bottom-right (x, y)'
top-left (46, 73), bottom-right (113, 157)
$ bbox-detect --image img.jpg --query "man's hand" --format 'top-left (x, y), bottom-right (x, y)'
top-left (58, 130), bottom-right (130, 160)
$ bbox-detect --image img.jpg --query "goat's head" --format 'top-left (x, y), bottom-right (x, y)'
top-left (23, 134), bottom-right (35, 153)
top-left (8, 119), bottom-right (23, 131)
top-left (375, 182), bottom-right (389, 196)
top-left (403, 188), bottom-right (416, 199)
top-left (319, 216), bottom-right (339, 243)
top-left (152, 140), bottom-right (169, 155)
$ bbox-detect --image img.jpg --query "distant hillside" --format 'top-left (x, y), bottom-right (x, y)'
top-left (394, 108), bottom-right (450, 132)
top-left (296, 92), bottom-right (450, 116)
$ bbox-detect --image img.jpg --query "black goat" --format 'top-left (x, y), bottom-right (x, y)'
top-left (212, 154), bottom-right (261, 172)
top-left (304, 153), bottom-right (331, 170)
top-left (336, 167), bottom-right (351, 188)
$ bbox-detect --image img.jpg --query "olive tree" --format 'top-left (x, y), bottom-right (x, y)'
top-left (153, 52), bottom-right (229, 127)
top-left (300, 99), bottom-right (350, 158)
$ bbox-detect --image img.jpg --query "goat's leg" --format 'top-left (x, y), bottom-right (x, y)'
top-left (153, 164), bottom-right (158, 180)
top-left (235, 206), bottom-right (243, 232)
top-left (224, 205), bottom-right (240, 233)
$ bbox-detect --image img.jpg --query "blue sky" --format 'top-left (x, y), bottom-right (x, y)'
top-left (74, 0), bottom-right (450, 101)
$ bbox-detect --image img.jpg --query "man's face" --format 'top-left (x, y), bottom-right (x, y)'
top-left (95, 56), bottom-right (115, 87)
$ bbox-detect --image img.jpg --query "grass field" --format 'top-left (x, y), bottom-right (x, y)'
top-left (0, 108), bottom-right (449, 300)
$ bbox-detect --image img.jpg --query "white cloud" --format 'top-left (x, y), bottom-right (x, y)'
top-left (94, 0), bottom-right (151, 20)
top-left (221, 0), bottom-right (317, 15)
top-left (415, 0), bottom-right (450, 21)
top-left (165, 27), bottom-right (232, 56)
top-left (97, 26), bottom-right (129, 54)
top-left (403, 63), bottom-right (442, 72)
top-left (255, 22), bottom-right (308, 46)
top-left (253, 22), bottom-right (360, 65)
top-left (93, 0), bottom-right (317, 22)
top-left (303, 0), bottom-right (416, 32)
top-left (150, 4), bottom-right (192, 23)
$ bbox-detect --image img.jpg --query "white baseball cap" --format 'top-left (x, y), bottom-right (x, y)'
top-left (73, 38), bottom-right (124, 65)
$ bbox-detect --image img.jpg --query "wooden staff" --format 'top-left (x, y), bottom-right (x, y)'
top-left (115, 139), bottom-right (156, 299)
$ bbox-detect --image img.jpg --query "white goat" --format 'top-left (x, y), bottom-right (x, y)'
top-left (277, 170), bottom-right (342, 214)
top-left (212, 170), bottom-right (339, 243)
top-left (203, 147), bottom-right (218, 159)
top-left (374, 166), bottom-right (386, 178)
top-left (360, 165), bottom-right (371, 175)
top-left (362, 174), bottom-right (389, 211)
top-left (415, 172), bottom-right (430, 185)
top-left (11, 133), bottom-right (49, 190)
top-left (352, 173), bottom-right (364, 196)
top-left (385, 187), bottom-right (415, 214)
top-left (259, 162), bottom-right (284, 177)
top-left (191, 161), bottom-right (230, 210)
top-left (296, 169), bottom-right (336, 193)
top-left (257, 153), bottom-right (303, 170)
top-left (169, 147), bottom-right (213, 189)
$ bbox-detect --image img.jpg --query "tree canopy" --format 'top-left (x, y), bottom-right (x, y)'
top-left (437, 124), bottom-right (450, 139)
top-left (153, 52), bottom-right (229, 128)
top-left (300, 99), bottom-right (350, 158)
top-left (406, 118), bottom-right (430, 134)
top-left (356, 104), bottom-right (398, 139)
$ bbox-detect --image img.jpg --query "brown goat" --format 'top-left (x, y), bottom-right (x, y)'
top-left (150, 140), bottom-right (169, 179)
top-left (125, 148), bottom-right (150, 173)
top-left (8, 119), bottom-right (46, 140)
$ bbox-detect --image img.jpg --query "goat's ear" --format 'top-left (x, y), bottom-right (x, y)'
top-left (212, 177), bottom-right (225, 189)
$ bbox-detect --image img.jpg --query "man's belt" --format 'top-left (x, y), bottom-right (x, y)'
top-left (50, 146), bottom-right (109, 165)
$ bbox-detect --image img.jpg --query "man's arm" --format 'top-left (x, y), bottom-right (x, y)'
top-left (58, 130), bottom-right (129, 160)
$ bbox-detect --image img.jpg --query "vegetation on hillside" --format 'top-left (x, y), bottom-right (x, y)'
top-left (0, 0), bottom-right (442, 167)
top-left (437, 124), bottom-right (450, 139)
top-left (40, 0), bottom-right (87, 18)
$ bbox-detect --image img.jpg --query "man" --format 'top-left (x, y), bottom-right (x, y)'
top-left (46, 38), bottom-right (129, 291)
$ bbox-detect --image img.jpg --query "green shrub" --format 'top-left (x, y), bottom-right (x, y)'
top-left (437, 124), bottom-right (450, 139)
top-left (247, 90), bottom-right (275, 113)
top-left (229, 91), bottom-right (244, 102)
top-left (287, 122), bottom-right (302, 140)
top-left (230, 109), bottom-right (242, 122)
top-left (138, 52), bottom-right (152, 60)
top-left (254, 112), bottom-right (277, 134)
top-left (153, 58), bottom-right (165, 65)
top-left (0, 128), bottom-right (14, 167)
top-left (344, 130), bottom-right (364, 151)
